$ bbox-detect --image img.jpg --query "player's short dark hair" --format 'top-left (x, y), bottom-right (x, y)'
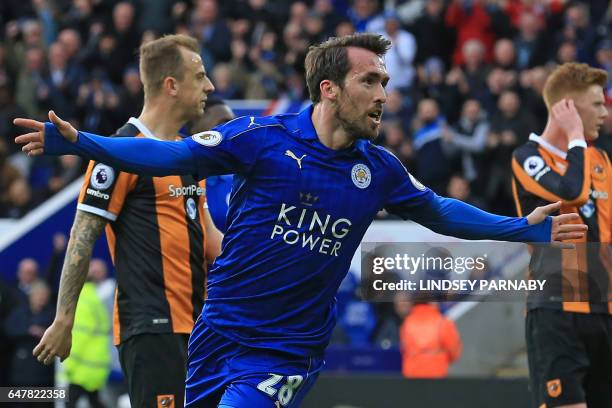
top-left (304, 33), bottom-right (391, 104)
top-left (139, 34), bottom-right (199, 97)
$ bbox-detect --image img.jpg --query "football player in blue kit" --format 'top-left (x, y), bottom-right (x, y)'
top-left (15, 34), bottom-right (587, 407)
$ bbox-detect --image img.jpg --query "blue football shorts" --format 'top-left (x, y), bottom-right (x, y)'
top-left (185, 316), bottom-right (324, 407)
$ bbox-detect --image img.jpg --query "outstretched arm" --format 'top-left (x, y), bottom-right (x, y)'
top-left (15, 111), bottom-right (196, 177)
top-left (409, 196), bottom-right (585, 243)
top-left (33, 210), bottom-right (107, 365)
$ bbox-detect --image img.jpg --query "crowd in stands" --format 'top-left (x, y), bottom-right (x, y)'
top-left (0, 0), bottom-right (610, 218)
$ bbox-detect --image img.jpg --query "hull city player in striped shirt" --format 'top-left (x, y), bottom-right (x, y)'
top-left (30, 35), bottom-right (223, 408)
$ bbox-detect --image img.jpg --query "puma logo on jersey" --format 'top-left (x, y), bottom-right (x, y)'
top-left (285, 150), bottom-right (307, 169)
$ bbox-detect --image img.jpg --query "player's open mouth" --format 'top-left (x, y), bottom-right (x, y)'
top-left (368, 111), bottom-right (382, 124)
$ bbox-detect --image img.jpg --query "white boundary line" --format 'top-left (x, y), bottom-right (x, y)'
top-left (0, 176), bottom-right (84, 252)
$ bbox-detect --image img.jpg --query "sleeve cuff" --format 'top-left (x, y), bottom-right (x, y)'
top-left (568, 140), bottom-right (587, 150)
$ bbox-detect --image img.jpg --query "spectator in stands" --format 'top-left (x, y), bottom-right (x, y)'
top-left (519, 66), bottom-right (549, 132)
top-left (445, 0), bottom-right (497, 66)
top-left (442, 98), bottom-right (489, 185)
top-left (338, 298), bottom-right (377, 346)
top-left (110, 66), bottom-right (144, 127)
top-left (15, 46), bottom-right (46, 120)
top-left (75, 69), bottom-right (119, 134)
top-left (513, 11), bottom-right (548, 70)
top-left (557, 40), bottom-right (578, 65)
top-left (304, 11), bottom-right (327, 45)
top-left (226, 39), bottom-right (250, 95)
top-left (6, 19), bottom-right (45, 73)
top-left (399, 298), bottom-right (462, 378)
top-left (557, 2), bottom-right (598, 64)
top-left (192, 0), bottom-right (232, 69)
top-left (313, 0), bottom-right (344, 38)
top-left (0, 84), bottom-right (27, 156)
top-left (348, 0), bottom-right (383, 33)
top-left (47, 155), bottom-right (83, 195)
top-left (381, 120), bottom-right (415, 173)
top-left (447, 39), bottom-right (489, 105)
top-left (0, 140), bottom-right (23, 208)
top-left (0, 43), bottom-right (13, 90)
top-left (108, 2), bottom-right (140, 83)
top-left (14, 258), bottom-right (40, 303)
top-left (59, 0), bottom-right (98, 45)
top-left (412, 98), bottom-right (450, 193)
top-left (381, 89), bottom-right (411, 132)
top-left (134, 0), bottom-right (179, 35)
top-left (40, 42), bottom-right (81, 121)
top-left (88, 259), bottom-right (115, 317)
top-left (63, 266), bottom-right (111, 408)
top-left (4, 281), bottom-right (54, 388)
top-left (413, 57), bottom-right (462, 123)
top-left (57, 29), bottom-right (83, 66)
top-left (245, 32), bottom-right (284, 99)
top-left (288, 1), bottom-right (308, 28)
top-left (0, 178), bottom-right (36, 218)
top-left (446, 174), bottom-right (486, 209)
top-left (595, 39), bottom-right (612, 78)
top-left (211, 63), bottom-right (242, 99)
top-left (81, 31), bottom-right (123, 87)
top-left (377, 10), bottom-right (417, 92)
top-left (412, 0), bottom-right (454, 68)
top-left (335, 19), bottom-right (355, 38)
top-left (487, 90), bottom-right (536, 214)
top-left (493, 38), bottom-right (517, 71)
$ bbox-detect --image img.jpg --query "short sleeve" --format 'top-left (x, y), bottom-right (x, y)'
top-left (77, 160), bottom-right (138, 221)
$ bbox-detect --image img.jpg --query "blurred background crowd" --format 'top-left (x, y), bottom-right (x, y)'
top-left (0, 0), bottom-right (611, 403)
top-left (0, 0), bottom-right (610, 219)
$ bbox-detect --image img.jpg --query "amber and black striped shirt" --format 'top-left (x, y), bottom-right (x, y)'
top-left (77, 118), bottom-right (207, 345)
top-left (512, 134), bottom-right (612, 314)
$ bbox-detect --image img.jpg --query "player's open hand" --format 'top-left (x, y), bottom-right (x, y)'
top-left (33, 319), bottom-right (73, 365)
top-left (527, 201), bottom-right (587, 248)
top-left (551, 98), bottom-right (584, 142)
top-left (14, 110), bottom-right (78, 156)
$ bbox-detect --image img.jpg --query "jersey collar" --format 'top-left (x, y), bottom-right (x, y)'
top-left (295, 104), bottom-right (318, 140)
top-left (529, 133), bottom-right (567, 160)
top-left (293, 104), bottom-right (372, 155)
top-left (128, 117), bottom-right (160, 140)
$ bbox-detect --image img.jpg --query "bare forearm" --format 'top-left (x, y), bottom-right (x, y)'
top-left (55, 210), bottom-right (106, 324)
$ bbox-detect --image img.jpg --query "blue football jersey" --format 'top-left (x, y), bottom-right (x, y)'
top-left (182, 106), bottom-right (435, 356)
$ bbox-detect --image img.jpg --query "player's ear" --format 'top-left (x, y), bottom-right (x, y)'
top-left (320, 80), bottom-right (338, 101)
top-left (163, 76), bottom-right (179, 97)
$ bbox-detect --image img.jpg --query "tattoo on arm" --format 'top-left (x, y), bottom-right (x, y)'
top-left (56, 210), bottom-right (107, 320)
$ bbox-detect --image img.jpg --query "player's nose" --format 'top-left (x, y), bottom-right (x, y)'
top-left (374, 87), bottom-right (386, 104)
top-left (204, 77), bottom-right (215, 94)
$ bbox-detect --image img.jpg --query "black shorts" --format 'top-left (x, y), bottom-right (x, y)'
top-left (118, 333), bottom-right (189, 408)
top-left (526, 308), bottom-right (612, 408)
